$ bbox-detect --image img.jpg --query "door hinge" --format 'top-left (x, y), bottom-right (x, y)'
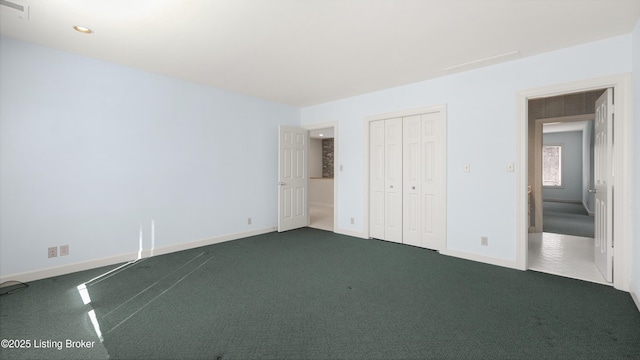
top-left (610, 104), bottom-right (614, 114)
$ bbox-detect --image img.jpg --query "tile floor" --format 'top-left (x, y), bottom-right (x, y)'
top-left (528, 232), bottom-right (608, 285)
top-left (309, 203), bottom-right (334, 232)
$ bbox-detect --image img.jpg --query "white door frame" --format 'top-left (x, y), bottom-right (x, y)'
top-left (515, 74), bottom-right (632, 291)
top-left (303, 121), bottom-right (338, 232)
top-left (363, 104), bottom-right (447, 243)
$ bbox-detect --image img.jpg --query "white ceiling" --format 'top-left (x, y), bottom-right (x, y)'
top-left (1, 0), bottom-right (639, 107)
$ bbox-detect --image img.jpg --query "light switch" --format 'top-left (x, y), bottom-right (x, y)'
top-left (464, 164), bottom-right (470, 173)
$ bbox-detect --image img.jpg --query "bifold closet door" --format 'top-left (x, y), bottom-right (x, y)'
top-left (402, 115), bottom-right (422, 246)
top-left (402, 112), bottom-right (446, 250)
top-left (369, 120), bottom-right (386, 240)
top-left (369, 118), bottom-right (402, 243)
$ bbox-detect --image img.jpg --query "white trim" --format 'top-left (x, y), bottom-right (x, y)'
top-left (303, 121), bottom-right (338, 233)
top-left (0, 227), bottom-right (276, 285)
top-left (0, 253), bottom-right (139, 287)
top-left (582, 201), bottom-right (595, 216)
top-left (334, 228), bottom-right (368, 239)
top-left (516, 73), bottom-right (632, 292)
top-left (362, 104), bottom-right (447, 241)
top-left (440, 249), bottom-right (519, 270)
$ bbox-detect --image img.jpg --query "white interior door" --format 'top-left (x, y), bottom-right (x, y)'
top-left (278, 126), bottom-right (308, 232)
top-left (594, 89), bottom-right (613, 282)
top-left (369, 107), bottom-right (446, 249)
top-left (420, 111), bottom-right (446, 250)
top-left (403, 115), bottom-right (422, 246)
top-left (384, 118), bottom-right (403, 243)
top-left (401, 112), bottom-right (446, 250)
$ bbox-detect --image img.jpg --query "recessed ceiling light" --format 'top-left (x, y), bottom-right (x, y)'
top-left (73, 25), bottom-right (93, 34)
top-left (319, 133), bottom-right (324, 137)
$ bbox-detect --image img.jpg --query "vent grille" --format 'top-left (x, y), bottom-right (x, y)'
top-left (0, 0), bottom-right (29, 20)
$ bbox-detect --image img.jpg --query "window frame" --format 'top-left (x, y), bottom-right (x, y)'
top-left (542, 143), bottom-right (564, 188)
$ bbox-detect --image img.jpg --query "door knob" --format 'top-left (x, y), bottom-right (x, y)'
top-left (588, 188), bottom-right (597, 193)
top-left (412, 186), bottom-right (416, 190)
top-left (390, 185), bottom-right (394, 188)
top-left (279, 182), bottom-right (286, 186)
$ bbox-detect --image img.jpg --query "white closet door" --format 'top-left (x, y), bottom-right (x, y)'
top-left (403, 115), bottom-right (422, 246)
top-left (384, 118), bottom-right (403, 243)
top-left (420, 112), bottom-right (446, 250)
top-left (402, 111), bottom-right (446, 250)
top-left (369, 107), bottom-right (445, 248)
top-left (369, 120), bottom-right (386, 240)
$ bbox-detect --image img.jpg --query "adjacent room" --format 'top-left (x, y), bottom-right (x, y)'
top-left (526, 90), bottom-right (604, 284)
top-left (1, 1), bottom-right (640, 359)
top-left (308, 127), bottom-right (335, 232)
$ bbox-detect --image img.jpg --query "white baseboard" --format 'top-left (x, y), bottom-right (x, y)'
top-left (631, 283), bottom-right (640, 313)
top-left (0, 226), bottom-right (276, 286)
top-left (150, 226), bottom-right (276, 257)
top-left (440, 248), bottom-right (520, 270)
top-left (582, 201), bottom-right (595, 216)
top-left (0, 253), bottom-right (138, 286)
top-left (334, 228), bottom-right (367, 239)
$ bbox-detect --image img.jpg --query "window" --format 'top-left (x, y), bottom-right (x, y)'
top-left (542, 145), bottom-right (562, 187)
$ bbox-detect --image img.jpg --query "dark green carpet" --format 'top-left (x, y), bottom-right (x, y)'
top-left (543, 201), bottom-right (595, 238)
top-left (1, 228), bottom-right (639, 359)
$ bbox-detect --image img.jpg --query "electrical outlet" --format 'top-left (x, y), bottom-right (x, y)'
top-left (481, 236), bottom-right (488, 246)
top-left (350, 217), bottom-right (354, 224)
top-left (60, 245), bottom-right (69, 256)
top-left (464, 164), bottom-right (470, 173)
top-left (507, 162), bottom-right (514, 172)
top-left (48, 246), bottom-right (58, 258)
top-left (247, 217), bottom-right (252, 225)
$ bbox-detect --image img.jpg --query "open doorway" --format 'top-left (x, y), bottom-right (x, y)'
top-left (516, 74), bottom-right (632, 292)
top-left (526, 89), bottom-right (607, 284)
top-left (308, 127), bottom-right (335, 232)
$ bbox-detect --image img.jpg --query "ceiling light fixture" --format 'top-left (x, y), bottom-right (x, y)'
top-left (73, 25), bottom-right (93, 34)
top-left (319, 133), bottom-right (324, 137)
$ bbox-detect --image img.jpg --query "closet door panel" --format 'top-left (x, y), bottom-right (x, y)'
top-left (369, 120), bottom-right (386, 240)
top-left (403, 115), bottom-right (421, 246)
top-left (421, 112), bottom-right (445, 250)
top-left (384, 118), bottom-right (403, 243)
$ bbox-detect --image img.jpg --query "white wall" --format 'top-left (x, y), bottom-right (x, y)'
top-left (632, 18), bottom-right (640, 304)
top-left (0, 37), bottom-right (299, 278)
top-left (301, 34), bottom-right (632, 263)
top-left (542, 131), bottom-right (583, 202)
